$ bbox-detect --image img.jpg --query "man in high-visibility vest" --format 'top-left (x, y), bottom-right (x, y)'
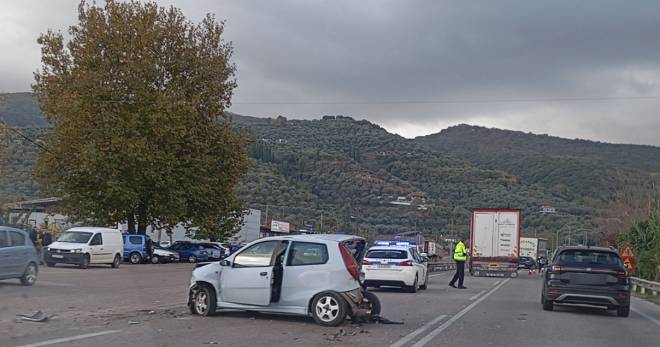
top-left (449, 239), bottom-right (468, 289)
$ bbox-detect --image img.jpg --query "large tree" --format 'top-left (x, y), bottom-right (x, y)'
top-left (33, 0), bottom-right (249, 238)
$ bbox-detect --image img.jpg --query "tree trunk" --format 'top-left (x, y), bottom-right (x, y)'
top-left (127, 214), bottom-right (136, 234)
top-left (137, 202), bottom-right (148, 234)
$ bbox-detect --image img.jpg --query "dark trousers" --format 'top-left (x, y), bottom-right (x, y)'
top-left (449, 260), bottom-right (465, 287)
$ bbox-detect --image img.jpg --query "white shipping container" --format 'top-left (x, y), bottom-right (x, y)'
top-left (520, 237), bottom-right (539, 258)
top-left (471, 210), bottom-right (521, 258)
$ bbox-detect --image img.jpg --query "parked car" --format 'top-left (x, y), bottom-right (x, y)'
top-left (518, 256), bottom-right (537, 270)
top-left (188, 234), bottom-right (378, 326)
top-left (45, 227), bottom-right (123, 269)
top-left (123, 234), bottom-right (151, 264)
top-left (362, 243), bottom-right (429, 292)
top-left (198, 243), bottom-right (225, 260)
top-left (170, 242), bottom-right (209, 263)
top-left (0, 226), bottom-right (39, 286)
top-left (542, 246), bottom-right (630, 317)
top-left (152, 244), bottom-right (180, 263)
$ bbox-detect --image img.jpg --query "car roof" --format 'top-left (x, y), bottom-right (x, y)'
top-left (257, 234), bottom-right (365, 243)
top-left (0, 225), bottom-right (28, 233)
top-left (67, 227), bottom-right (120, 233)
top-left (557, 246), bottom-right (618, 253)
top-left (367, 246), bottom-right (411, 252)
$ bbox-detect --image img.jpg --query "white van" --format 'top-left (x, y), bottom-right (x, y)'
top-left (45, 227), bottom-right (124, 269)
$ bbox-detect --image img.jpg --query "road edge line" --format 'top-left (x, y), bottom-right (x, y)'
top-left (631, 307), bottom-right (660, 327)
top-left (411, 279), bottom-right (510, 347)
top-left (389, 315), bottom-right (448, 347)
top-left (469, 290), bottom-right (486, 301)
top-left (15, 330), bottom-right (121, 347)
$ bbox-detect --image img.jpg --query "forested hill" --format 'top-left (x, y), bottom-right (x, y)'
top-left (2, 93), bottom-right (659, 241)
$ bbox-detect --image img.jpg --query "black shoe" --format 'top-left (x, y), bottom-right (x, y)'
top-left (449, 283), bottom-right (457, 288)
top-left (458, 286), bottom-right (468, 289)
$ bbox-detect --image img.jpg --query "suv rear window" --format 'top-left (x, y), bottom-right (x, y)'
top-left (556, 250), bottom-right (623, 268)
top-left (129, 236), bottom-right (142, 245)
top-left (366, 249), bottom-right (408, 259)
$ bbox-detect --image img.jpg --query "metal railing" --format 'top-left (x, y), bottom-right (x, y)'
top-left (427, 261), bottom-right (456, 272)
top-left (631, 277), bottom-right (660, 296)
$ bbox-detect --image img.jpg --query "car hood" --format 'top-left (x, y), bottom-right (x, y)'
top-left (49, 241), bottom-right (86, 250)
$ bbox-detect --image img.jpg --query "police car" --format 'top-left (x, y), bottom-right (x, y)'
top-left (361, 241), bottom-right (429, 293)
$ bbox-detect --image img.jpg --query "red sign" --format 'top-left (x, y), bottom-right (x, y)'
top-left (620, 244), bottom-right (636, 272)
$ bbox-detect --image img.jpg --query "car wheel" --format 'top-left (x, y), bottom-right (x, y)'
top-left (542, 293), bottom-right (553, 311)
top-left (190, 284), bottom-right (217, 316)
top-left (150, 255), bottom-right (160, 264)
top-left (79, 254), bottom-right (90, 269)
top-left (111, 254), bottom-right (121, 268)
top-left (420, 272), bottom-right (429, 290)
top-left (129, 252), bottom-right (142, 264)
top-left (46, 262), bottom-right (56, 268)
top-left (20, 263), bottom-right (38, 286)
top-left (362, 290), bottom-right (381, 316)
top-left (188, 255), bottom-right (197, 263)
top-left (407, 275), bottom-right (419, 293)
top-left (617, 305), bottom-right (630, 317)
top-left (311, 291), bottom-right (348, 326)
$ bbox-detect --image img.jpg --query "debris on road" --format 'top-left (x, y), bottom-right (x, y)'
top-left (128, 320), bottom-right (141, 325)
top-left (15, 311), bottom-right (49, 323)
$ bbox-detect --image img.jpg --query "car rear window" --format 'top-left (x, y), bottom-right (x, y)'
top-left (287, 242), bottom-right (328, 266)
top-left (366, 249), bottom-right (408, 259)
top-left (556, 250), bottom-right (623, 267)
top-left (129, 236), bottom-right (142, 245)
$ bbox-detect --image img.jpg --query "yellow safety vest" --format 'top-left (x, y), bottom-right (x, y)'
top-left (453, 241), bottom-right (467, 261)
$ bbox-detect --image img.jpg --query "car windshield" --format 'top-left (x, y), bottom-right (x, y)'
top-left (366, 249), bottom-right (408, 259)
top-left (57, 231), bottom-right (93, 243)
top-left (556, 250), bottom-right (624, 268)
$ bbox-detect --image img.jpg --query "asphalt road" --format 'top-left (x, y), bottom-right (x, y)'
top-left (2, 263), bottom-right (660, 347)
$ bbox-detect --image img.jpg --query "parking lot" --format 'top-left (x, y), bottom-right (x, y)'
top-left (2, 264), bottom-right (660, 347)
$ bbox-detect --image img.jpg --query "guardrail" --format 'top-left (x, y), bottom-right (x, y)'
top-left (427, 261), bottom-right (456, 272)
top-left (631, 277), bottom-right (660, 296)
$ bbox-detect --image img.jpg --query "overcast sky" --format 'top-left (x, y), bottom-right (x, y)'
top-left (2, 1), bottom-right (660, 145)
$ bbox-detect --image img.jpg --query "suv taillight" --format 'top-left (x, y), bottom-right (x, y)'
top-left (339, 243), bottom-right (360, 280)
top-left (362, 259), bottom-right (370, 265)
top-left (399, 260), bottom-right (413, 266)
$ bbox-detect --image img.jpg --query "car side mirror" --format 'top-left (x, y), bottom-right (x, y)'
top-left (220, 259), bottom-right (231, 267)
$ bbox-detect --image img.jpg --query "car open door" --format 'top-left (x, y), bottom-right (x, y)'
top-left (220, 240), bottom-right (284, 306)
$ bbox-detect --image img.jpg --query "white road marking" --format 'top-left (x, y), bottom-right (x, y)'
top-left (411, 279), bottom-right (510, 347)
top-left (469, 290), bottom-right (486, 301)
top-left (15, 330), bottom-right (120, 347)
top-left (492, 280), bottom-right (500, 286)
top-left (389, 315), bottom-right (448, 347)
top-left (429, 273), bottom-right (449, 278)
top-left (631, 307), bottom-right (660, 327)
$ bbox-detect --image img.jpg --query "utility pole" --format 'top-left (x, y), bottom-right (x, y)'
top-left (264, 204), bottom-right (269, 227)
top-left (568, 225), bottom-right (572, 246)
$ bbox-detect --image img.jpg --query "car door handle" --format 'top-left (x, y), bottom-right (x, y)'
top-left (259, 272), bottom-right (268, 276)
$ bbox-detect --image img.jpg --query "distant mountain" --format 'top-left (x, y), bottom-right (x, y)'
top-left (2, 93), bottom-right (658, 242)
top-left (0, 92), bottom-right (48, 127)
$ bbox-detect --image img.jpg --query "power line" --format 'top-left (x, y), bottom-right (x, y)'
top-left (0, 120), bottom-right (53, 154)
top-left (231, 95), bottom-right (660, 105)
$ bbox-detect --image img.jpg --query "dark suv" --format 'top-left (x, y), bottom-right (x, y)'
top-left (542, 246), bottom-right (630, 317)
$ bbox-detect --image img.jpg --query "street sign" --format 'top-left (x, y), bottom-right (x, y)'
top-left (271, 220), bottom-right (290, 233)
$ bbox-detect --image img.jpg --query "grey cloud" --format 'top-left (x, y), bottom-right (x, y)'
top-left (2, 1), bottom-right (660, 145)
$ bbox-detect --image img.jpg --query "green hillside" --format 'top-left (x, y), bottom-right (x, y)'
top-left (3, 93), bottom-right (658, 243)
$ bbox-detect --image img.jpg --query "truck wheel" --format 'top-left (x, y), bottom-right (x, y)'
top-left (129, 252), bottom-right (142, 264)
top-left (311, 291), bottom-right (348, 326)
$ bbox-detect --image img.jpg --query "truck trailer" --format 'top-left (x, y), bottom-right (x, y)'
top-left (469, 208), bottom-right (522, 278)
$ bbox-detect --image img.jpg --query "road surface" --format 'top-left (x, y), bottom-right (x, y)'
top-left (1, 263), bottom-right (659, 346)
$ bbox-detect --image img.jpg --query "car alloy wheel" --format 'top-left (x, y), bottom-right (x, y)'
top-left (80, 254), bottom-right (90, 269)
top-left (190, 284), bottom-right (216, 316)
top-left (311, 291), bottom-right (348, 326)
top-left (130, 252), bottom-right (142, 264)
top-left (151, 255), bottom-right (160, 264)
top-left (21, 263), bottom-right (38, 286)
top-left (315, 296), bottom-right (340, 323)
top-left (188, 255), bottom-right (197, 263)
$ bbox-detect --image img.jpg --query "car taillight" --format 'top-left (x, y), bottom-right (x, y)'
top-left (400, 260), bottom-right (413, 266)
top-left (339, 243), bottom-right (359, 280)
top-left (549, 265), bottom-right (562, 273)
top-left (362, 259), bottom-right (370, 265)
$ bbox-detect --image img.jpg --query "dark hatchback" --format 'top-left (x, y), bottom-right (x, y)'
top-left (542, 246), bottom-right (630, 317)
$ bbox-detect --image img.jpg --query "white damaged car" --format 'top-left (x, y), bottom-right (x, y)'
top-left (188, 234), bottom-right (379, 326)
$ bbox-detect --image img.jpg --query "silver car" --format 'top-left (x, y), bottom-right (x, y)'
top-left (188, 234), bottom-right (374, 326)
top-left (0, 226), bottom-right (39, 286)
